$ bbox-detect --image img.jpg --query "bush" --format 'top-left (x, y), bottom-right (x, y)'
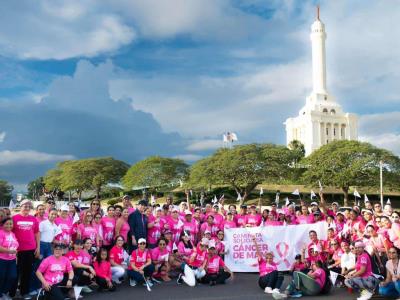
top-left (107, 198), bottom-right (121, 206)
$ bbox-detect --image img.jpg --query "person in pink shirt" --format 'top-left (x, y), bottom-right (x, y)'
top-left (65, 239), bottom-right (95, 288)
top-left (201, 240), bottom-right (233, 285)
top-left (147, 207), bottom-right (167, 248)
top-left (200, 215), bottom-right (219, 237)
top-left (93, 213), bottom-right (104, 246)
top-left (177, 232), bottom-right (194, 263)
top-left (290, 254), bottom-right (306, 273)
top-left (127, 238), bottom-right (155, 287)
top-left (55, 205), bottom-right (73, 249)
top-left (182, 210), bottom-right (198, 244)
top-left (307, 230), bottom-right (327, 262)
top-left (115, 208), bottom-right (130, 246)
top-left (327, 240), bottom-right (343, 274)
top-left (0, 218), bottom-right (19, 299)
top-left (168, 207), bottom-right (184, 243)
top-left (297, 206), bottom-right (312, 224)
top-left (214, 230), bottom-right (226, 257)
top-left (109, 236), bottom-right (126, 283)
top-left (246, 205), bottom-right (261, 227)
top-left (234, 205), bottom-right (248, 227)
top-left (77, 211), bottom-right (99, 247)
top-left (94, 247), bottom-right (116, 292)
top-left (344, 241), bottom-right (379, 300)
top-left (44, 199), bottom-right (56, 218)
top-left (151, 238), bottom-right (171, 281)
top-left (263, 213), bottom-right (283, 227)
top-left (35, 204), bottom-right (47, 224)
top-left (177, 238), bottom-right (208, 284)
top-left (252, 237), bottom-right (283, 294)
top-left (101, 206), bottom-right (116, 251)
top-left (36, 244), bottom-right (74, 300)
top-left (208, 205), bottom-right (224, 228)
top-left (12, 199), bottom-right (40, 299)
top-left (222, 212), bottom-right (237, 230)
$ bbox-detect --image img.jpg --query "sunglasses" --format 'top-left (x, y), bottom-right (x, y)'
top-left (48, 202), bottom-right (55, 205)
top-left (92, 203), bottom-right (100, 206)
top-left (116, 239), bottom-right (124, 242)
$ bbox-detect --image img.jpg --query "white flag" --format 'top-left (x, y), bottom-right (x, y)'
top-left (8, 199), bottom-right (17, 210)
top-left (212, 195), bottom-right (218, 204)
top-left (275, 192), bottom-right (280, 205)
top-left (292, 189), bottom-right (300, 196)
top-left (236, 192), bottom-right (242, 202)
top-left (179, 179), bottom-right (183, 187)
top-left (387, 199), bottom-right (391, 205)
top-left (318, 180), bottom-right (323, 192)
top-left (189, 190), bottom-right (193, 197)
top-left (364, 194), bottom-right (369, 203)
top-left (260, 187), bottom-right (264, 196)
top-left (223, 134), bottom-right (228, 142)
top-left (219, 194), bottom-right (225, 202)
top-left (353, 189), bottom-right (361, 198)
top-left (172, 242), bottom-right (178, 251)
top-left (73, 286), bottom-right (83, 300)
top-left (285, 197), bottom-right (290, 206)
top-left (177, 219), bottom-right (184, 229)
top-left (310, 190), bottom-right (317, 199)
top-left (150, 194), bottom-right (156, 205)
top-left (72, 213), bottom-right (80, 224)
top-left (330, 271), bottom-right (339, 285)
top-left (230, 132), bottom-right (238, 141)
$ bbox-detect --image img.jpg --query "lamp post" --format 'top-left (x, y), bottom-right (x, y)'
top-left (380, 160), bottom-right (383, 207)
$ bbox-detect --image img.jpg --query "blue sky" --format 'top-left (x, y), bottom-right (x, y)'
top-left (0, 0), bottom-right (399, 190)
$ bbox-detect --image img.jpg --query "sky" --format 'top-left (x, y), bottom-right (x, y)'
top-left (0, 0), bottom-right (399, 191)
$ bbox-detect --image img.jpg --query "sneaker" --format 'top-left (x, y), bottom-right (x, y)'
top-left (28, 291), bottom-right (37, 296)
top-left (272, 292), bottom-right (288, 300)
top-left (290, 291), bottom-right (302, 298)
top-left (265, 287), bottom-right (273, 294)
top-left (22, 294), bottom-right (32, 300)
top-left (81, 286), bottom-right (92, 293)
top-left (113, 279), bottom-right (121, 284)
top-left (358, 290), bottom-right (373, 300)
top-left (272, 289), bottom-right (281, 294)
top-left (356, 290), bottom-right (367, 300)
top-left (177, 273), bottom-right (183, 285)
top-left (129, 279), bottom-right (137, 287)
top-left (146, 280), bottom-right (153, 287)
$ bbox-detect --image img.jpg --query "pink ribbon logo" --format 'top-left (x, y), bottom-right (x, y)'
top-left (276, 242), bottom-right (290, 268)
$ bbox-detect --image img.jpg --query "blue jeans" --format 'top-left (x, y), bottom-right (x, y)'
top-left (40, 242), bottom-right (53, 259)
top-left (127, 265), bottom-right (155, 283)
top-left (379, 281), bottom-right (400, 297)
top-left (0, 259), bottom-right (17, 295)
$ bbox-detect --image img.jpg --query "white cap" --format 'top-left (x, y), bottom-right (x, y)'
top-left (185, 210), bottom-right (192, 215)
top-left (171, 206), bottom-right (179, 212)
top-left (200, 238), bottom-right (209, 246)
top-left (138, 238), bottom-right (146, 244)
top-left (310, 202), bottom-right (318, 206)
top-left (60, 204), bottom-right (69, 211)
top-left (20, 199), bottom-right (32, 206)
top-left (331, 202), bottom-right (339, 206)
top-left (208, 240), bottom-right (216, 249)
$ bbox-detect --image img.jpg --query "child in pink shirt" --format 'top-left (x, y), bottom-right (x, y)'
top-left (94, 247), bottom-right (116, 292)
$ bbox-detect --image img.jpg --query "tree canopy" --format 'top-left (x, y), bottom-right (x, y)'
top-left (27, 177), bottom-right (45, 201)
top-left (0, 180), bottom-right (13, 206)
top-left (188, 143), bottom-right (293, 204)
top-left (122, 156), bottom-right (188, 191)
top-left (44, 157), bottom-right (129, 199)
top-left (302, 140), bottom-right (400, 206)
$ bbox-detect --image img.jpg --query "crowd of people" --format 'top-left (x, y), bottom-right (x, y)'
top-left (0, 191), bottom-right (399, 300)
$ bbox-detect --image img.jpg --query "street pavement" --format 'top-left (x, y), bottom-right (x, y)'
top-left (83, 273), bottom-right (359, 300)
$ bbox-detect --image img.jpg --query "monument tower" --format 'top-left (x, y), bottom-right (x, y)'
top-left (285, 6), bottom-right (358, 156)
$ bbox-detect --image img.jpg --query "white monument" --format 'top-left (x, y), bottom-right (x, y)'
top-left (285, 7), bottom-right (358, 156)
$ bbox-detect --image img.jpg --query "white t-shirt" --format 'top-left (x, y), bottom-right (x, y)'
top-left (39, 220), bottom-right (62, 243)
top-left (341, 252), bottom-right (356, 270)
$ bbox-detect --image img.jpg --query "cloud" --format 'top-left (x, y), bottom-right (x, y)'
top-left (186, 139), bottom-right (223, 151)
top-left (0, 150), bottom-right (75, 166)
top-left (173, 154), bottom-right (203, 162)
top-left (0, 132), bottom-right (5, 143)
top-left (0, 1), bottom-right (135, 60)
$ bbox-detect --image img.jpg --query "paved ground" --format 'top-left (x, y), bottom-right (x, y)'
top-left (83, 273), bottom-right (356, 300)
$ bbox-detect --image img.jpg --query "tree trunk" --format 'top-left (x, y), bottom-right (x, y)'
top-left (342, 186), bottom-right (349, 207)
top-left (96, 187), bottom-right (101, 200)
top-left (68, 191), bottom-right (71, 202)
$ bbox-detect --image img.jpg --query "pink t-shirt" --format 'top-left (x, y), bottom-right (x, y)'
top-left (258, 258), bottom-right (277, 276)
top-left (129, 249), bottom-right (151, 269)
top-left (235, 214), bottom-right (247, 227)
top-left (246, 214), bottom-right (261, 227)
top-left (54, 217), bottom-right (73, 245)
top-left (65, 250), bottom-right (92, 265)
top-left (297, 215), bottom-right (312, 224)
top-left (356, 252), bottom-right (373, 278)
top-left (0, 230), bottom-right (19, 260)
top-left (118, 219), bottom-right (130, 242)
top-left (190, 246), bottom-right (207, 268)
top-left (12, 214), bottom-right (39, 251)
top-left (168, 218), bottom-right (183, 243)
top-left (223, 220), bottom-right (237, 229)
top-left (207, 255), bottom-right (225, 274)
top-left (93, 260), bottom-right (111, 280)
top-left (151, 247), bottom-right (169, 263)
top-left (101, 217), bottom-right (116, 246)
top-left (292, 261), bottom-right (306, 272)
top-left (38, 256), bottom-right (72, 285)
top-left (200, 223), bottom-right (219, 237)
top-left (78, 224), bottom-right (98, 244)
top-left (147, 215), bottom-right (166, 244)
top-left (182, 221), bottom-right (198, 242)
top-left (109, 246), bottom-right (124, 265)
top-left (311, 268), bottom-right (326, 289)
top-left (177, 241), bottom-right (194, 259)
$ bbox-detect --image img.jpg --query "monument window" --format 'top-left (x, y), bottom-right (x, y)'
top-left (324, 96), bottom-right (327, 100)
top-left (333, 128), bottom-right (336, 136)
top-left (330, 109), bottom-right (336, 114)
top-left (322, 108), bottom-right (328, 113)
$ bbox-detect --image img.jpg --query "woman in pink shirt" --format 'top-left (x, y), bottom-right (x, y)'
top-left (344, 241), bottom-right (379, 300)
top-left (177, 232), bottom-right (194, 263)
top-left (101, 206), bottom-right (116, 251)
top-left (151, 238), bottom-right (171, 281)
top-left (252, 237), bottom-right (283, 294)
top-left (35, 204), bottom-right (47, 224)
top-left (201, 240), bottom-right (233, 285)
top-left (246, 206), bottom-right (261, 227)
top-left (55, 205), bottom-right (73, 249)
top-left (115, 208), bottom-right (130, 246)
top-left (147, 207), bottom-right (167, 248)
top-left (94, 247), bottom-right (116, 292)
top-left (93, 213), bottom-right (104, 246)
top-left (77, 211), bottom-right (99, 247)
top-left (0, 218), bottom-right (19, 299)
top-left (36, 244), bottom-right (73, 300)
top-left (296, 206), bottom-right (312, 224)
top-left (109, 236), bottom-right (126, 283)
top-left (127, 238), bottom-right (155, 287)
top-left (222, 212), bottom-right (237, 230)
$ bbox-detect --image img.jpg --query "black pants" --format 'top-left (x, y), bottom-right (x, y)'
top-left (73, 268), bottom-right (92, 286)
top-left (16, 250), bottom-right (35, 296)
top-left (96, 277), bottom-right (116, 291)
top-left (44, 275), bottom-right (69, 300)
top-left (258, 270), bottom-right (284, 290)
top-left (201, 271), bottom-right (231, 284)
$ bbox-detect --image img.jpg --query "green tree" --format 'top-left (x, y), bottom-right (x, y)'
top-left (0, 180), bottom-right (13, 205)
top-left (27, 177), bottom-right (45, 201)
top-left (288, 140), bottom-right (306, 164)
top-left (122, 156), bottom-right (188, 193)
top-left (302, 140), bottom-right (400, 206)
top-left (188, 144), bottom-right (292, 205)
